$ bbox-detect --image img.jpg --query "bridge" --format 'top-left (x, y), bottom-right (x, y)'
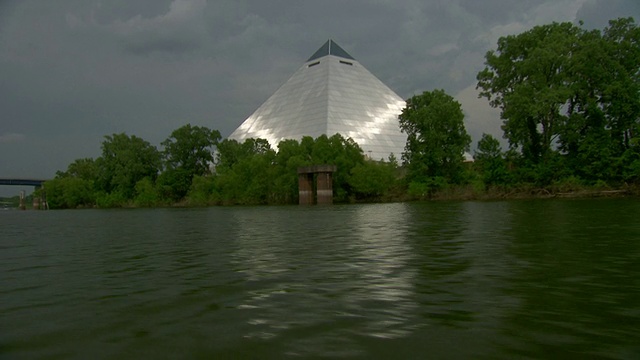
top-left (0, 178), bottom-right (48, 187)
top-left (0, 178), bottom-right (50, 210)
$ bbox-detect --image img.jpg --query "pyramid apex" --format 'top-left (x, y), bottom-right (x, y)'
top-left (307, 39), bottom-right (355, 62)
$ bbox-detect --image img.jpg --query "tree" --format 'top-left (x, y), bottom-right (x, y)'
top-left (399, 89), bottom-right (471, 184)
top-left (478, 18), bottom-right (640, 183)
top-left (96, 133), bottom-right (161, 199)
top-left (560, 18), bottom-right (640, 181)
top-left (160, 124), bottom-right (221, 200)
top-left (474, 133), bottom-right (509, 186)
top-left (601, 17), bottom-right (640, 152)
top-left (186, 175), bottom-right (218, 205)
top-left (349, 160), bottom-right (397, 199)
top-left (271, 139), bottom-right (309, 203)
top-left (477, 22), bottom-right (579, 164)
top-left (215, 138), bottom-right (272, 171)
top-left (45, 177), bottom-right (96, 209)
top-left (156, 168), bottom-right (192, 202)
top-left (213, 134), bottom-right (365, 204)
top-left (55, 158), bottom-right (98, 181)
top-left (310, 134), bottom-right (365, 201)
top-left (134, 177), bottom-right (161, 207)
top-left (162, 124), bottom-right (221, 177)
top-left (214, 138), bottom-right (276, 204)
top-left (47, 157), bottom-right (100, 208)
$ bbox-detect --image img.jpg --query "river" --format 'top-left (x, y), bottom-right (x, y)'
top-left (1, 199), bottom-right (639, 359)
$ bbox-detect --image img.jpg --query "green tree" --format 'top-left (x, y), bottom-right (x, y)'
top-left (474, 133), bottom-right (509, 186)
top-left (214, 138), bottom-right (276, 204)
top-left (186, 175), bottom-right (218, 205)
top-left (213, 134), bottom-right (365, 204)
top-left (159, 124), bottom-right (221, 201)
top-left (560, 18), bottom-right (640, 181)
top-left (310, 134), bottom-right (365, 202)
top-left (55, 158), bottom-right (98, 181)
top-left (162, 124), bottom-right (221, 178)
top-left (601, 18), bottom-right (640, 152)
top-left (96, 133), bottom-right (161, 200)
top-left (271, 139), bottom-right (309, 203)
top-left (45, 177), bottom-right (96, 209)
top-left (47, 157), bottom-right (99, 208)
top-left (619, 137), bottom-right (640, 182)
top-left (477, 22), bottom-right (579, 164)
top-left (399, 89), bottom-right (471, 184)
top-left (349, 160), bottom-right (397, 200)
top-left (156, 168), bottom-right (192, 202)
top-left (216, 138), bottom-right (272, 171)
top-left (478, 18), bottom-right (640, 184)
top-left (134, 177), bottom-right (161, 207)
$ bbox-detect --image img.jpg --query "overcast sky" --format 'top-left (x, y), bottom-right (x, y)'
top-left (1, 0), bottom-right (638, 195)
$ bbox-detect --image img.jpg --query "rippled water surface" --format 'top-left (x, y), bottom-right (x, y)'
top-left (1, 200), bottom-right (639, 359)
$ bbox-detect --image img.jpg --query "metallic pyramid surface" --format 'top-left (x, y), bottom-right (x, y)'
top-left (228, 40), bottom-right (407, 161)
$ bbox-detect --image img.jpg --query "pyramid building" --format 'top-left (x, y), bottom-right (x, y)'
top-left (228, 40), bottom-right (407, 161)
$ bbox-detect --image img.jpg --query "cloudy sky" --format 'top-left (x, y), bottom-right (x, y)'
top-left (0, 0), bottom-right (637, 195)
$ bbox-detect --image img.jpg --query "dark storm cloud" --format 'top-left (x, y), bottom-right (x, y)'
top-left (122, 37), bottom-right (201, 55)
top-left (0, 0), bottom-right (638, 195)
top-left (92, 0), bottom-right (174, 23)
top-left (104, 0), bottom-right (209, 55)
top-left (576, 0), bottom-right (640, 28)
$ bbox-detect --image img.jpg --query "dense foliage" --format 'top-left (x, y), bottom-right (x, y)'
top-left (46, 126), bottom-right (403, 208)
top-left (42, 18), bottom-right (639, 208)
top-left (477, 17), bottom-right (640, 185)
top-left (399, 89), bottom-right (471, 196)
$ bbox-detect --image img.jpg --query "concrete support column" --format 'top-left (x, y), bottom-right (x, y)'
top-left (19, 190), bottom-right (26, 210)
top-left (298, 165), bottom-right (337, 205)
top-left (316, 172), bottom-right (333, 205)
top-left (298, 173), bottom-right (314, 205)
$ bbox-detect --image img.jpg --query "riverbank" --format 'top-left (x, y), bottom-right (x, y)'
top-left (409, 183), bottom-right (639, 202)
top-left (346, 181), bottom-right (639, 204)
top-left (11, 183), bottom-right (637, 210)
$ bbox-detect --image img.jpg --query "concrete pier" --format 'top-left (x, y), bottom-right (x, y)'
top-left (19, 190), bottom-right (26, 210)
top-left (298, 173), bottom-right (314, 205)
top-left (298, 165), bottom-right (337, 205)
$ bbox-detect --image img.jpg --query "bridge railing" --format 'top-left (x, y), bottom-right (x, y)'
top-left (0, 178), bottom-right (48, 187)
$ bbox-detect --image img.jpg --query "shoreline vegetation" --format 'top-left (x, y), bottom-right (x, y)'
top-left (422, 184), bottom-right (638, 201)
top-left (140, 185), bottom-right (640, 207)
top-left (20, 17), bottom-right (639, 210)
top-left (5, 184), bottom-right (636, 211)
top-left (17, 179), bottom-right (637, 210)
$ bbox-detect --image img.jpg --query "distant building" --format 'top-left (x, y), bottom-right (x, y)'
top-left (228, 40), bottom-right (407, 161)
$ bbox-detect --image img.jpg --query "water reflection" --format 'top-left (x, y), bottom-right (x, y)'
top-left (406, 202), bottom-right (475, 327)
top-left (344, 203), bottom-right (417, 339)
top-left (2, 200), bottom-right (639, 358)
top-left (499, 199), bottom-right (640, 359)
top-left (228, 204), bottom-right (418, 356)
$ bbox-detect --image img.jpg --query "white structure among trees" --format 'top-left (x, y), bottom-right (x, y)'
top-left (228, 40), bottom-right (407, 161)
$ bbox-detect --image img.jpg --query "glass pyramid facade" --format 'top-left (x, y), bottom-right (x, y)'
top-left (228, 40), bottom-right (407, 161)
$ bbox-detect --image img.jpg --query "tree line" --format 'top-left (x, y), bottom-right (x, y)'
top-left (44, 128), bottom-right (402, 208)
top-left (43, 17), bottom-right (639, 208)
